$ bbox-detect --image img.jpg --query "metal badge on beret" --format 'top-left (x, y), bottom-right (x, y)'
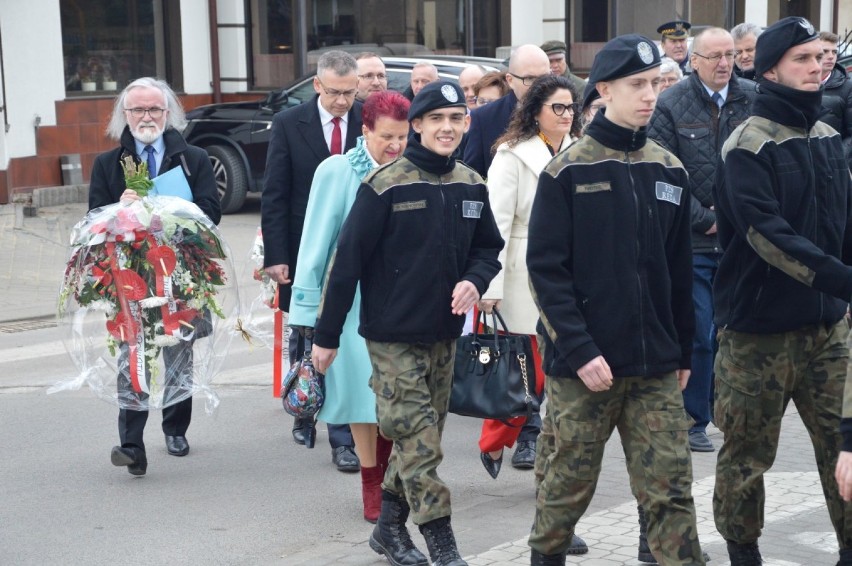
top-left (637, 42), bottom-right (654, 65)
top-left (441, 84), bottom-right (459, 103)
top-left (798, 17), bottom-right (814, 34)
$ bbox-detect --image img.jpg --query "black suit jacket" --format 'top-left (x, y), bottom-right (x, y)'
top-left (261, 95), bottom-right (363, 305)
top-left (462, 91), bottom-right (518, 177)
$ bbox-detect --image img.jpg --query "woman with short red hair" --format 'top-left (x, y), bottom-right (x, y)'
top-left (288, 91), bottom-right (410, 522)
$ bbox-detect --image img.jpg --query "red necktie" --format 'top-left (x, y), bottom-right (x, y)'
top-left (330, 117), bottom-right (342, 155)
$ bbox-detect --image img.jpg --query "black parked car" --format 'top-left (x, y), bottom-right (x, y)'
top-left (182, 56), bottom-right (504, 213)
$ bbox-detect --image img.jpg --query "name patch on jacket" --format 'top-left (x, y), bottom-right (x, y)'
top-left (462, 201), bottom-right (483, 218)
top-left (655, 182), bottom-right (683, 205)
top-left (392, 200), bottom-right (427, 212)
top-left (575, 182), bottom-right (611, 194)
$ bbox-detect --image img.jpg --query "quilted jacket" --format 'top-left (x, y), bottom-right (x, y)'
top-left (649, 73), bottom-right (756, 253)
top-left (821, 63), bottom-right (852, 165)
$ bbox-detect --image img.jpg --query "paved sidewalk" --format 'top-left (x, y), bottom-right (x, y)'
top-left (0, 201), bottom-right (87, 323)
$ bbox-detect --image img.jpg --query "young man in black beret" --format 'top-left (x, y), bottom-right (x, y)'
top-left (712, 16), bottom-right (852, 565)
top-left (526, 34), bottom-right (705, 566)
top-left (311, 80), bottom-right (504, 566)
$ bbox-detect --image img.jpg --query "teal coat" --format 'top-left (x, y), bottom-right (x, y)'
top-left (288, 137), bottom-right (376, 424)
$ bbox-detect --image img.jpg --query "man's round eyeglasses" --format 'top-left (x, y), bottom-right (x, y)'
top-left (125, 107), bottom-right (166, 118)
top-left (358, 73), bottom-right (387, 81)
top-left (543, 102), bottom-right (578, 117)
top-left (693, 52), bottom-right (736, 64)
top-left (509, 72), bottom-right (545, 86)
top-left (317, 78), bottom-right (357, 99)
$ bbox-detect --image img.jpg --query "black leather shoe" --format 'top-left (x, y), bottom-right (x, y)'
top-left (165, 435), bottom-right (189, 456)
top-left (688, 430), bottom-right (715, 452)
top-left (292, 416), bottom-right (314, 445)
top-left (511, 440), bottom-right (536, 469)
top-left (566, 534), bottom-right (588, 555)
top-left (480, 451), bottom-right (502, 479)
top-left (111, 446), bottom-right (147, 476)
top-left (332, 445), bottom-right (360, 472)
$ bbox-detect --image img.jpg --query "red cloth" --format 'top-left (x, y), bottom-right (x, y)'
top-left (473, 308), bottom-right (546, 454)
top-left (330, 117), bottom-right (342, 155)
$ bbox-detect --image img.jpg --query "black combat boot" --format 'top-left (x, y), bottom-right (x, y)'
top-left (530, 549), bottom-right (566, 565)
top-left (837, 547), bottom-right (852, 566)
top-left (637, 505), bottom-right (654, 563)
top-left (418, 516), bottom-right (467, 566)
top-left (369, 491), bottom-right (428, 566)
top-left (727, 540), bottom-right (762, 565)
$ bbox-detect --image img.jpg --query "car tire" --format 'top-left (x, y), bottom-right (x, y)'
top-left (207, 145), bottom-right (248, 214)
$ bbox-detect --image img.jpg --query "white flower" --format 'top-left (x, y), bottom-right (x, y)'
top-left (88, 299), bottom-right (117, 315)
top-left (140, 297), bottom-right (169, 308)
top-left (153, 335), bottom-right (181, 347)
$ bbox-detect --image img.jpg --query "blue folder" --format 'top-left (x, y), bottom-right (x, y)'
top-left (151, 167), bottom-right (194, 202)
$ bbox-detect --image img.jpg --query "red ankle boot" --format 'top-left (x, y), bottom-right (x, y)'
top-left (361, 465), bottom-right (384, 523)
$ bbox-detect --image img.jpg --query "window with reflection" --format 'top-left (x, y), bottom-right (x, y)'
top-left (60, 0), bottom-right (182, 95)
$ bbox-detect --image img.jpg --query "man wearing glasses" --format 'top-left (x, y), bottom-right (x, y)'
top-left (89, 77), bottom-right (221, 476)
top-left (463, 44), bottom-right (550, 177)
top-left (355, 52), bottom-right (388, 102)
top-left (262, 50), bottom-right (362, 473)
top-left (648, 28), bottom-right (755, 460)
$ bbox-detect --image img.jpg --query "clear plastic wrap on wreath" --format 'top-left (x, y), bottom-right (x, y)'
top-left (51, 196), bottom-right (240, 413)
top-left (237, 227), bottom-right (279, 349)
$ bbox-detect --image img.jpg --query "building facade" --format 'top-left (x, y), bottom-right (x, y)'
top-left (0, 0), bottom-right (847, 203)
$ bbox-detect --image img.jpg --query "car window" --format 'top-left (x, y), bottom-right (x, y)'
top-left (289, 78), bottom-right (318, 105)
top-left (387, 70), bottom-right (412, 93)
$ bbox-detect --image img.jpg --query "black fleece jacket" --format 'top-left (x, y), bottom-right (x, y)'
top-left (713, 79), bottom-right (852, 334)
top-left (313, 138), bottom-right (503, 348)
top-left (528, 112), bottom-right (694, 379)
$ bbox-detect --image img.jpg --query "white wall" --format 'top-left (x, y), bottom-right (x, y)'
top-left (743, 0), bottom-right (769, 26)
top-left (181, 0), bottom-right (214, 94)
top-left (510, 0), bottom-right (545, 46)
top-left (0, 0), bottom-right (66, 164)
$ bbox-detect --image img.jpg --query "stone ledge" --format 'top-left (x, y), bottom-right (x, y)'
top-left (31, 184), bottom-right (89, 209)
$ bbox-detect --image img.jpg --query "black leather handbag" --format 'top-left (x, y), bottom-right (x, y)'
top-left (450, 308), bottom-right (539, 421)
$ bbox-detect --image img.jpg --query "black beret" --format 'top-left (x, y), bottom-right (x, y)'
top-left (754, 16), bottom-right (818, 78)
top-left (657, 20), bottom-right (691, 39)
top-left (581, 81), bottom-right (600, 112)
top-left (588, 34), bottom-right (661, 84)
top-left (540, 40), bottom-right (567, 55)
top-left (408, 80), bottom-right (467, 121)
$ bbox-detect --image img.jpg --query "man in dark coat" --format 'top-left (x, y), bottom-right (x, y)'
top-left (89, 77), bottom-right (221, 476)
top-left (819, 31), bottom-right (852, 165)
top-left (648, 27), bottom-right (756, 456)
top-left (462, 44), bottom-right (550, 177)
top-left (261, 50), bottom-right (363, 471)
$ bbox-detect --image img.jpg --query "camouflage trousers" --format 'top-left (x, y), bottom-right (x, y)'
top-left (529, 373), bottom-right (705, 564)
top-left (713, 321), bottom-right (852, 548)
top-left (366, 339), bottom-right (455, 525)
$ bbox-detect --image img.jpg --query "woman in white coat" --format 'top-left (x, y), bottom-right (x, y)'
top-left (477, 74), bottom-right (580, 479)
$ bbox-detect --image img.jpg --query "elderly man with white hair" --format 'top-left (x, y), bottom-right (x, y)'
top-left (89, 77), bottom-right (221, 476)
